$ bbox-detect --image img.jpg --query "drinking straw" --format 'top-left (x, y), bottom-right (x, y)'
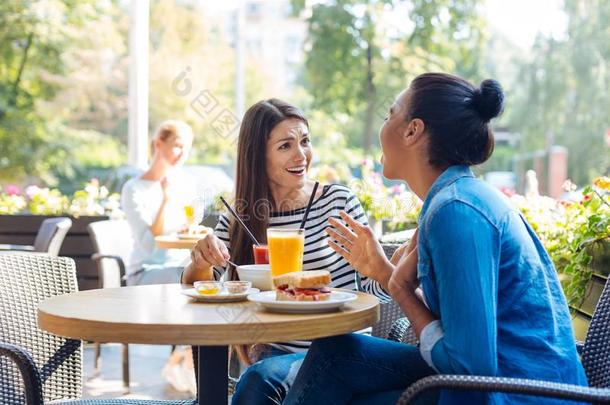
top-left (299, 181), bottom-right (319, 230)
top-left (219, 196), bottom-right (261, 246)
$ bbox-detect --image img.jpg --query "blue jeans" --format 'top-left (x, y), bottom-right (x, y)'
top-left (233, 334), bottom-right (438, 405)
top-left (283, 334), bottom-right (438, 405)
top-left (232, 347), bottom-right (304, 405)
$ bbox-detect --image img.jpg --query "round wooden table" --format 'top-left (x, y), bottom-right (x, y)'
top-left (155, 235), bottom-right (200, 249)
top-left (38, 284), bottom-right (379, 404)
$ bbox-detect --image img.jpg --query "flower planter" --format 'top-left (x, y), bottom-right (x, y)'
top-left (569, 239), bottom-right (610, 341)
top-left (0, 214), bottom-right (108, 290)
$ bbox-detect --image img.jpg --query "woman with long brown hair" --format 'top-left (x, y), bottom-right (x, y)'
top-left (183, 98), bottom-right (388, 404)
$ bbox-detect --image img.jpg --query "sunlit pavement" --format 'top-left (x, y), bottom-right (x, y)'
top-left (82, 343), bottom-right (194, 401)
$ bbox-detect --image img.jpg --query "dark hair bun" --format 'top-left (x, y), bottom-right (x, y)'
top-left (472, 79), bottom-right (504, 122)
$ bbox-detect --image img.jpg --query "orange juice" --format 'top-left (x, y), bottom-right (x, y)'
top-left (267, 228), bottom-right (304, 277)
top-left (184, 205), bottom-right (195, 225)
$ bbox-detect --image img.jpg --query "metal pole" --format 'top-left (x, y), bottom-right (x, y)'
top-left (128, 0), bottom-right (150, 170)
top-left (235, 3), bottom-right (245, 120)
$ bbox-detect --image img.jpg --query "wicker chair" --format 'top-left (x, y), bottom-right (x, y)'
top-left (0, 254), bottom-right (195, 405)
top-left (0, 217), bottom-right (72, 256)
top-left (395, 274), bottom-right (610, 404)
top-left (87, 220), bottom-right (132, 390)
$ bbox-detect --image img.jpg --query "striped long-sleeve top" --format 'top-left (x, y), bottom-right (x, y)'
top-left (213, 183), bottom-right (390, 353)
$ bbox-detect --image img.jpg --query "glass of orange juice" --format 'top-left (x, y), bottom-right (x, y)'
top-left (267, 228), bottom-right (305, 277)
top-left (184, 204), bottom-right (195, 227)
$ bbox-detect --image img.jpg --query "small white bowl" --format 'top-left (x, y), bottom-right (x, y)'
top-left (223, 280), bottom-right (252, 294)
top-left (236, 264), bottom-right (273, 291)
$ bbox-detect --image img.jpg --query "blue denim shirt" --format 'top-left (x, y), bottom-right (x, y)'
top-left (417, 165), bottom-right (588, 404)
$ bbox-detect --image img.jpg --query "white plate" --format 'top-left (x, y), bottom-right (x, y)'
top-left (181, 287), bottom-right (260, 302)
top-left (247, 290), bottom-right (357, 313)
top-left (177, 233), bottom-right (206, 240)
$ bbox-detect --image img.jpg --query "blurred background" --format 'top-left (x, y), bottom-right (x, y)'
top-left (1, 1), bottom-right (608, 399)
top-left (0, 0), bottom-right (608, 196)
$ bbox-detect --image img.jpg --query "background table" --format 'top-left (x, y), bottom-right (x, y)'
top-left (38, 284), bottom-right (379, 404)
top-left (155, 235), bottom-right (199, 249)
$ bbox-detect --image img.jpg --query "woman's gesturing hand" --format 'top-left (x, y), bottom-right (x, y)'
top-left (388, 245), bottom-right (420, 298)
top-left (191, 234), bottom-right (230, 269)
top-left (326, 211), bottom-right (393, 288)
top-left (389, 227), bottom-right (419, 265)
top-left (160, 176), bottom-right (169, 202)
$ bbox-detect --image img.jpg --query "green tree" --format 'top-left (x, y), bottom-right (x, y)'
top-left (0, 0), bottom-right (109, 183)
top-left (509, 0), bottom-right (610, 186)
top-left (292, 0), bottom-right (486, 152)
top-left (148, 0), bottom-right (276, 165)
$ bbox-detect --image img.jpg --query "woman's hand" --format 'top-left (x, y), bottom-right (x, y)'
top-left (183, 234), bottom-right (230, 284)
top-left (191, 234), bottom-right (230, 269)
top-left (388, 228), bottom-right (419, 265)
top-left (150, 177), bottom-right (170, 236)
top-left (160, 176), bottom-right (169, 202)
top-left (326, 211), bottom-right (393, 289)
top-left (388, 244), bottom-right (419, 299)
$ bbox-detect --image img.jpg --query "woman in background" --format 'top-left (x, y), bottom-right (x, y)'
top-left (122, 119), bottom-right (198, 285)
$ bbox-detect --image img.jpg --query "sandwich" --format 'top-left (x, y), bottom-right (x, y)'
top-left (273, 270), bottom-right (332, 301)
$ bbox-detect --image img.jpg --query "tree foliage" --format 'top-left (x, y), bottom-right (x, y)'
top-left (292, 0), bottom-right (486, 151)
top-left (0, 0), bottom-right (123, 184)
top-left (508, 0), bottom-right (610, 185)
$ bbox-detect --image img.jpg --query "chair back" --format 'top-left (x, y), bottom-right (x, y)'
top-left (0, 254), bottom-right (82, 404)
top-left (87, 220), bottom-right (133, 288)
top-left (581, 275), bottom-right (610, 388)
top-left (33, 217), bottom-right (72, 256)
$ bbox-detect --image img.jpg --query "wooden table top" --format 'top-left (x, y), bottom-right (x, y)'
top-left (38, 284), bottom-right (380, 346)
top-left (154, 235), bottom-right (199, 249)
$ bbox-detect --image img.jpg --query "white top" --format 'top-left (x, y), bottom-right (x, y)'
top-left (213, 183), bottom-right (391, 353)
top-left (121, 171), bottom-right (198, 274)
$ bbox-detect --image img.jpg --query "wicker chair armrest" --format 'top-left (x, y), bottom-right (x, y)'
top-left (575, 340), bottom-right (584, 356)
top-left (56, 399), bottom-right (198, 404)
top-left (0, 342), bottom-right (43, 405)
top-left (0, 244), bottom-right (35, 251)
top-left (388, 317), bottom-right (418, 345)
top-left (397, 374), bottom-right (610, 404)
top-left (91, 253), bottom-right (127, 287)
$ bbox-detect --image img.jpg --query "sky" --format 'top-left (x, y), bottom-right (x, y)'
top-left (205, 0), bottom-right (569, 50)
top-left (485, 0), bottom-right (568, 48)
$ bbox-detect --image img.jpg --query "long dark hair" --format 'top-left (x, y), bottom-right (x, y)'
top-left (405, 73), bottom-right (504, 168)
top-left (230, 99), bottom-right (309, 366)
top-left (229, 99), bottom-right (309, 268)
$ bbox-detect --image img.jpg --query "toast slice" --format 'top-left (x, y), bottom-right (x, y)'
top-left (272, 270), bottom-right (331, 289)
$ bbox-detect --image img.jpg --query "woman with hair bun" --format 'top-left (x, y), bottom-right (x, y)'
top-left (280, 73), bottom-right (587, 404)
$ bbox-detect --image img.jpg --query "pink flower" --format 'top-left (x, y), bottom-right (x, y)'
top-left (500, 187), bottom-right (515, 197)
top-left (5, 185), bottom-right (20, 196)
top-left (581, 193), bottom-right (593, 204)
top-left (362, 158), bottom-right (374, 170)
top-left (390, 185), bottom-right (402, 195)
top-left (25, 185), bottom-right (41, 198)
